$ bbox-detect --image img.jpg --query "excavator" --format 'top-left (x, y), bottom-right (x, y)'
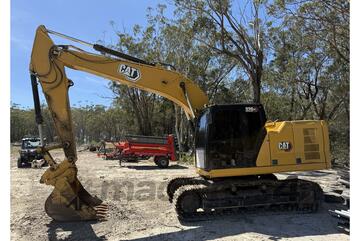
top-left (29, 25), bottom-right (331, 221)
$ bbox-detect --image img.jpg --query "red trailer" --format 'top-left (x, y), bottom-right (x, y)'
top-left (99, 135), bottom-right (178, 168)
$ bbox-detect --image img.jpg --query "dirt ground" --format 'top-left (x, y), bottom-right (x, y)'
top-left (10, 147), bottom-right (349, 241)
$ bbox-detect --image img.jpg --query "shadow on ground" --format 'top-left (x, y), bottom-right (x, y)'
top-left (47, 220), bottom-right (106, 241)
top-left (127, 206), bottom-right (345, 241)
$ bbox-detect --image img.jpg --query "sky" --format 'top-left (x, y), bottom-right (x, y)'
top-left (11, 0), bottom-right (174, 108)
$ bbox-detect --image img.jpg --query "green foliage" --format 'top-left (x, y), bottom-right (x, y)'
top-left (177, 152), bottom-right (194, 165)
top-left (10, 104), bottom-right (37, 141)
top-left (11, 104), bottom-right (130, 144)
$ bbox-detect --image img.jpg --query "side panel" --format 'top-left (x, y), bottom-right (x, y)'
top-left (268, 122), bottom-right (296, 165)
top-left (293, 121), bottom-right (325, 164)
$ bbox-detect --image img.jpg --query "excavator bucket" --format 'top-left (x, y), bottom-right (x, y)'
top-left (41, 159), bottom-right (108, 221)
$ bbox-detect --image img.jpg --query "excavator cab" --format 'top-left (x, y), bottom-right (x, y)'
top-left (195, 104), bottom-right (267, 171)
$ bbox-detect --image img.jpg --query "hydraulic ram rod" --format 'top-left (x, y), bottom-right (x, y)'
top-left (30, 74), bottom-right (44, 146)
top-left (46, 27), bottom-right (154, 66)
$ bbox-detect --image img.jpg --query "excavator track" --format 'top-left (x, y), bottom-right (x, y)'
top-left (167, 176), bottom-right (206, 202)
top-left (167, 174), bottom-right (277, 203)
top-left (171, 177), bottom-right (323, 221)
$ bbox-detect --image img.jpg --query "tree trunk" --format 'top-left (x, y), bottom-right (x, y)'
top-left (251, 75), bottom-right (261, 104)
top-left (174, 104), bottom-right (183, 152)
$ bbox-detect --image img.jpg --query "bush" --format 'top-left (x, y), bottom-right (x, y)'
top-left (177, 153), bottom-right (194, 165)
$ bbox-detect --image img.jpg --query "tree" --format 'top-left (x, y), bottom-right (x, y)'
top-left (268, 0), bottom-right (349, 63)
top-left (173, 0), bottom-right (268, 103)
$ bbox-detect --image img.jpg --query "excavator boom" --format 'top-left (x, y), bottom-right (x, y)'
top-left (29, 25), bottom-right (208, 221)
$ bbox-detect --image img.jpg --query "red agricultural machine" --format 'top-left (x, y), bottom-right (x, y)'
top-left (97, 141), bottom-right (118, 159)
top-left (97, 135), bottom-right (178, 168)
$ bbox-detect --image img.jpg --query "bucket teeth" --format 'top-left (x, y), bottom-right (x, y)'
top-left (95, 203), bottom-right (109, 208)
top-left (95, 203), bottom-right (108, 208)
top-left (94, 204), bottom-right (109, 220)
top-left (94, 206), bottom-right (108, 211)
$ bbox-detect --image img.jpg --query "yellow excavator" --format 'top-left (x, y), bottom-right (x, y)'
top-left (29, 25), bottom-right (331, 221)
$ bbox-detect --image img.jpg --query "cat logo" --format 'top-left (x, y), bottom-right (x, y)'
top-left (278, 141), bottom-right (292, 151)
top-left (118, 64), bottom-right (141, 81)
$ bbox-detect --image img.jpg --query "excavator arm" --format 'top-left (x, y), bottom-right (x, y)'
top-left (29, 25), bottom-right (208, 221)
